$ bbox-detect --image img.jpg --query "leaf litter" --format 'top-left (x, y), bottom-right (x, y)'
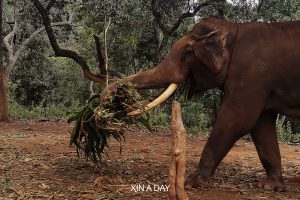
top-left (0, 121), bottom-right (299, 199)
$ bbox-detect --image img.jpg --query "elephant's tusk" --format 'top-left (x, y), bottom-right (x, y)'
top-left (127, 83), bottom-right (178, 116)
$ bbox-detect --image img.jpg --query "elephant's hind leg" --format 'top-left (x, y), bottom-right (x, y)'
top-left (251, 111), bottom-right (286, 191)
top-left (186, 94), bottom-right (266, 189)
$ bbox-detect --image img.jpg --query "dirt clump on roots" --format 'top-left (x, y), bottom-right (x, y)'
top-left (68, 83), bottom-right (151, 163)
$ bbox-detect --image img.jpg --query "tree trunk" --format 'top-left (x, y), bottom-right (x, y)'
top-left (0, 0), bottom-right (8, 122)
top-left (0, 68), bottom-right (8, 122)
top-left (169, 101), bottom-right (188, 200)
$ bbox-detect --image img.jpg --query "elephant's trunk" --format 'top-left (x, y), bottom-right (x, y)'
top-left (100, 65), bottom-right (181, 115)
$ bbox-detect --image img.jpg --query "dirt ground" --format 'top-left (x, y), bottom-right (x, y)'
top-left (0, 120), bottom-right (299, 200)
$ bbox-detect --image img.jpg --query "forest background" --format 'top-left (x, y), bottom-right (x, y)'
top-left (0, 0), bottom-right (300, 142)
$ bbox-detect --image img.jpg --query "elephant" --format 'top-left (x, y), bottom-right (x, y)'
top-left (101, 16), bottom-right (300, 191)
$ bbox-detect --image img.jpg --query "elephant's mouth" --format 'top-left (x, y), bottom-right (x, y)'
top-left (127, 83), bottom-right (178, 116)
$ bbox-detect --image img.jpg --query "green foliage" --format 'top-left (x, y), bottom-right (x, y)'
top-left (225, 0), bottom-right (300, 22)
top-left (11, 38), bottom-right (60, 107)
top-left (276, 116), bottom-right (300, 143)
top-left (8, 100), bottom-right (75, 120)
top-left (182, 101), bottom-right (212, 133)
top-left (258, 0), bottom-right (300, 21)
top-left (292, 134), bottom-right (300, 143)
top-left (276, 117), bottom-right (293, 142)
top-left (149, 109), bottom-right (170, 127)
top-left (5, 0), bottom-right (300, 145)
top-left (10, 36), bottom-right (90, 108)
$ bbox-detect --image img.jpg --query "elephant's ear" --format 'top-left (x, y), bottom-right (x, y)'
top-left (192, 30), bottom-right (231, 74)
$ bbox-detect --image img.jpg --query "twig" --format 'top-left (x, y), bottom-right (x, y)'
top-left (151, 0), bottom-right (223, 36)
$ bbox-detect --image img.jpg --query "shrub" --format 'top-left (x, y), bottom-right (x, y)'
top-left (276, 116), bottom-right (293, 142)
top-left (149, 109), bottom-right (170, 127)
top-left (8, 99), bottom-right (79, 120)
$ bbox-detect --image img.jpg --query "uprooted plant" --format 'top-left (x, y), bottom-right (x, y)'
top-left (31, 0), bottom-right (180, 164)
top-left (68, 83), bottom-right (152, 163)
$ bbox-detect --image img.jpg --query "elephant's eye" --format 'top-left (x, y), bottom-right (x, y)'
top-left (182, 46), bottom-right (193, 56)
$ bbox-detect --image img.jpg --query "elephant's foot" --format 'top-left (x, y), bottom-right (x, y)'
top-left (185, 171), bottom-right (211, 189)
top-left (257, 176), bottom-right (286, 192)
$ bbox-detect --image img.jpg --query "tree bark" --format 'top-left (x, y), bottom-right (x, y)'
top-left (0, 0), bottom-right (8, 122)
top-left (169, 101), bottom-right (188, 200)
top-left (0, 68), bottom-right (8, 122)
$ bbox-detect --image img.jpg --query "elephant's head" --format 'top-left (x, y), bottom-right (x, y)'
top-left (101, 17), bottom-right (237, 115)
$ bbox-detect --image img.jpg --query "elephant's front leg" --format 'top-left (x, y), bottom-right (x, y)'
top-left (251, 111), bottom-right (286, 191)
top-left (187, 95), bottom-right (265, 188)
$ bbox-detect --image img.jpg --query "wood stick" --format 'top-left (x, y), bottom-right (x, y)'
top-left (169, 101), bottom-right (189, 200)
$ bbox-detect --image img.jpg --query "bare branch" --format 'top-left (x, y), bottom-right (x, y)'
top-left (92, 16), bottom-right (111, 87)
top-left (257, 0), bottom-right (264, 13)
top-left (46, 0), bottom-right (56, 11)
top-left (93, 35), bottom-right (106, 76)
top-left (31, 0), bottom-right (105, 85)
top-left (4, 21), bottom-right (73, 78)
top-left (4, 21), bottom-right (14, 24)
top-left (151, 0), bottom-right (224, 36)
top-left (251, 0), bottom-right (265, 22)
top-left (104, 16), bottom-right (111, 85)
top-left (151, 0), bottom-right (168, 35)
top-left (3, 20), bottom-right (17, 62)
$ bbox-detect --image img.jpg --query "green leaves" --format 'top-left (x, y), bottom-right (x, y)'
top-left (137, 118), bottom-right (153, 133)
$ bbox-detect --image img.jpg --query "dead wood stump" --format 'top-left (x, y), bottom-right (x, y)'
top-left (168, 101), bottom-right (189, 200)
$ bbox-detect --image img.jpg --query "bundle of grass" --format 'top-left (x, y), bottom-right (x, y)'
top-left (68, 83), bottom-right (151, 163)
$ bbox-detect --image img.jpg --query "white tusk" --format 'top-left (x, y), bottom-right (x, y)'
top-left (127, 83), bottom-right (178, 116)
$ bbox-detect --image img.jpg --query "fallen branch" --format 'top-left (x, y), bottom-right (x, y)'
top-left (169, 101), bottom-right (189, 200)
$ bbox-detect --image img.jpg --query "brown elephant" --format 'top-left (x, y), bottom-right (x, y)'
top-left (101, 17), bottom-right (300, 191)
